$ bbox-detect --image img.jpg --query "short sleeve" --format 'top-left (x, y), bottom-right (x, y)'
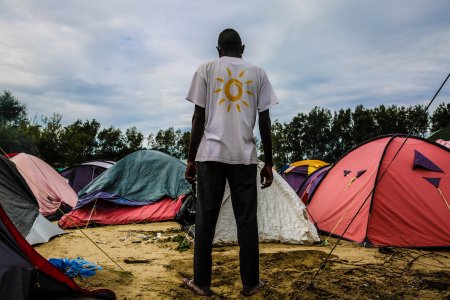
top-left (257, 70), bottom-right (279, 112)
top-left (186, 68), bottom-right (207, 108)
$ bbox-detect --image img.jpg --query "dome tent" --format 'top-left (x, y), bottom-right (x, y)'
top-left (10, 153), bottom-right (77, 219)
top-left (59, 150), bottom-right (191, 228)
top-left (0, 204), bottom-right (115, 299)
top-left (0, 156), bottom-right (65, 245)
top-left (213, 162), bottom-right (320, 245)
top-left (281, 160), bottom-right (329, 196)
top-left (59, 160), bottom-right (115, 193)
top-left (307, 135), bottom-right (450, 247)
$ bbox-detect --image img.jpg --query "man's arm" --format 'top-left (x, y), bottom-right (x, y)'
top-left (185, 105), bottom-right (206, 183)
top-left (258, 109), bottom-right (274, 189)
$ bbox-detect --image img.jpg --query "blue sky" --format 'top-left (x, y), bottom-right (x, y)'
top-left (1, 0), bottom-right (449, 137)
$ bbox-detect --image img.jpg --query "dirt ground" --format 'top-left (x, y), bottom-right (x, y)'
top-left (35, 222), bottom-right (450, 300)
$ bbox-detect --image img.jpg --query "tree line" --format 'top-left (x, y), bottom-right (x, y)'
top-left (1, 90), bottom-right (448, 169)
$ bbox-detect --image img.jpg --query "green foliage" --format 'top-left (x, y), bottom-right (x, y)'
top-left (0, 91), bottom-right (27, 124)
top-left (285, 112), bottom-right (308, 162)
top-left (124, 126), bottom-right (144, 155)
top-left (405, 105), bottom-right (429, 137)
top-left (430, 102), bottom-right (450, 132)
top-left (96, 126), bottom-right (126, 161)
top-left (270, 120), bottom-right (290, 167)
top-left (36, 113), bottom-right (64, 167)
top-left (60, 119), bottom-right (101, 165)
top-left (328, 108), bottom-right (354, 161)
top-left (352, 105), bottom-right (377, 144)
top-left (148, 127), bottom-right (189, 159)
top-left (2, 91), bottom-right (447, 169)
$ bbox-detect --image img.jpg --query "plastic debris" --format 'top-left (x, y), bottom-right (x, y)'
top-left (49, 257), bottom-right (103, 278)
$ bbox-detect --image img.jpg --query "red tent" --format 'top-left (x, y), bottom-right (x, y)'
top-left (0, 204), bottom-right (115, 299)
top-left (307, 135), bottom-right (450, 247)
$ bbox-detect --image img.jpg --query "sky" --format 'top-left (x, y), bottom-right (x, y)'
top-left (1, 0), bottom-right (449, 137)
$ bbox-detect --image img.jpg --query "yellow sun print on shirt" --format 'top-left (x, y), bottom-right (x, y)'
top-left (214, 68), bottom-right (253, 112)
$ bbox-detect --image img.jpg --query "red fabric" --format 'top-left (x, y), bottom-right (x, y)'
top-left (0, 205), bottom-right (115, 298)
top-left (59, 196), bottom-right (183, 229)
top-left (368, 138), bottom-right (450, 247)
top-left (307, 136), bottom-right (450, 247)
top-left (308, 137), bottom-right (388, 243)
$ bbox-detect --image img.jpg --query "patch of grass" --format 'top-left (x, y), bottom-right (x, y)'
top-left (163, 234), bottom-right (192, 252)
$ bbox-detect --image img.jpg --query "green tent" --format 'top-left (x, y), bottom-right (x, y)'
top-left (77, 150), bottom-right (191, 206)
top-left (428, 124), bottom-right (450, 141)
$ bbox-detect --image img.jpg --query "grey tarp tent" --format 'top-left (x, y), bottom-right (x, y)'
top-left (0, 157), bottom-right (64, 244)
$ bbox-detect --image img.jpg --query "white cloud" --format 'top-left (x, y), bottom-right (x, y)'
top-left (0, 0), bottom-right (449, 137)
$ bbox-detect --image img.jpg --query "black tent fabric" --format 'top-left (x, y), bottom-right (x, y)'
top-left (0, 157), bottom-right (38, 236)
top-left (0, 204), bottom-right (116, 300)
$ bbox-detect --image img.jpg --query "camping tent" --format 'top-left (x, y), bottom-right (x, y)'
top-left (59, 150), bottom-right (191, 228)
top-left (297, 165), bottom-right (331, 204)
top-left (307, 135), bottom-right (450, 247)
top-left (0, 204), bottom-right (115, 299)
top-left (213, 162), bottom-right (320, 244)
top-left (427, 124), bottom-right (450, 142)
top-left (281, 160), bottom-right (329, 196)
top-left (0, 156), bottom-right (65, 245)
top-left (59, 160), bottom-right (115, 193)
top-left (10, 153), bottom-right (77, 219)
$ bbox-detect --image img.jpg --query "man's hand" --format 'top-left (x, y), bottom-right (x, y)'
top-left (260, 164), bottom-right (273, 189)
top-left (185, 161), bottom-right (197, 183)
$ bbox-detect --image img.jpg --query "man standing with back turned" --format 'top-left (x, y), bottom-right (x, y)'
top-left (184, 28), bottom-right (278, 297)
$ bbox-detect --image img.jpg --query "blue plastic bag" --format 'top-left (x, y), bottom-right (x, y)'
top-left (49, 257), bottom-right (103, 278)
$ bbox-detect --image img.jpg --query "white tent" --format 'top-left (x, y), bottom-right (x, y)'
top-left (26, 213), bottom-right (66, 245)
top-left (213, 162), bottom-right (320, 245)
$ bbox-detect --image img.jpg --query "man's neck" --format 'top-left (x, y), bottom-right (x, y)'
top-left (220, 51), bottom-right (242, 58)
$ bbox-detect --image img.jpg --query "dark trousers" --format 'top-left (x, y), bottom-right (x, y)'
top-left (194, 162), bottom-right (259, 288)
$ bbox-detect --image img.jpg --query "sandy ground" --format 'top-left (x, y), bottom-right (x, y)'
top-left (35, 222), bottom-right (450, 300)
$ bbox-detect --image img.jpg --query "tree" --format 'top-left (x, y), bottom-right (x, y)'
top-left (178, 131), bottom-right (191, 160)
top-left (303, 107), bottom-right (332, 160)
top-left (373, 105), bottom-right (402, 135)
top-left (328, 108), bottom-right (353, 161)
top-left (36, 113), bottom-right (64, 166)
top-left (0, 91), bottom-right (27, 124)
top-left (0, 124), bottom-right (38, 155)
top-left (149, 127), bottom-right (178, 157)
top-left (96, 126), bottom-right (125, 160)
top-left (268, 120), bottom-right (290, 168)
top-left (430, 102), bottom-right (450, 132)
top-left (352, 105), bottom-right (377, 144)
top-left (147, 127), bottom-right (191, 159)
top-left (0, 91), bottom-right (37, 154)
top-left (122, 126), bottom-right (144, 157)
top-left (405, 104), bottom-right (429, 137)
top-left (284, 112), bottom-right (308, 162)
top-left (59, 119), bottom-right (101, 165)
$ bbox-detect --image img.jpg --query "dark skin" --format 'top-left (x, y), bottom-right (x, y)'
top-left (185, 43), bottom-right (274, 189)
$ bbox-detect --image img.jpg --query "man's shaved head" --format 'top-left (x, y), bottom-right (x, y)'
top-left (218, 28), bottom-right (242, 51)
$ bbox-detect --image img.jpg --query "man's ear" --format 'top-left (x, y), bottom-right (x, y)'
top-left (216, 46), bottom-right (222, 56)
top-left (241, 45), bottom-right (245, 54)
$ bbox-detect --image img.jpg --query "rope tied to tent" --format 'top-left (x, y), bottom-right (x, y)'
top-left (437, 188), bottom-right (450, 210)
top-left (85, 197), bottom-right (99, 229)
top-left (322, 166), bottom-right (378, 245)
top-left (344, 175), bottom-right (356, 191)
top-left (305, 73), bottom-right (450, 289)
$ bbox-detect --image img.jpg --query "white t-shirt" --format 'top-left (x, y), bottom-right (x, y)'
top-left (186, 56), bottom-right (278, 165)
